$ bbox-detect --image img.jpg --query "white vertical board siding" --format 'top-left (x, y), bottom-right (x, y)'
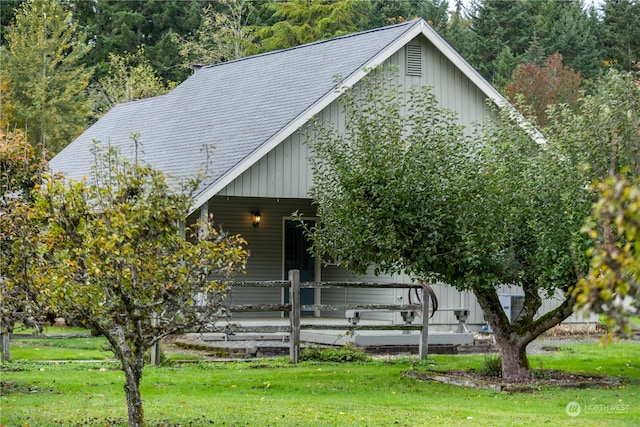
top-left (218, 131), bottom-right (314, 198)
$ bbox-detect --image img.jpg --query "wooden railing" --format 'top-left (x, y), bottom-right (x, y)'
top-left (227, 270), bottom-right (432, 363)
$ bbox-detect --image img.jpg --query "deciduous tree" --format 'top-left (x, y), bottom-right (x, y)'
top-left (32, 141), bottom-right (248, 427)
top-left (566, 69), bottom-right (640, 338)
top-left (0, 129), bottom-right (47, 361)
top-left (305, 69), bottom-right (592, 381)
top-left (0, 0), bottom-right (92, 157)
top-left (579, 177), bottom-right (640, 338)
top-left (90, 47), bottom-right (176, 117)
top-left (505, 52), bottom-right (583, 126)
top-left (179, 0), bottom-right (258, 66)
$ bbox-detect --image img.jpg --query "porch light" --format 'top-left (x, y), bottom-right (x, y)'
top-left (252, 211), bottom-right (261, 227)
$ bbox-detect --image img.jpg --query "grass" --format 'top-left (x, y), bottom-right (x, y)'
top-left (1, 334), bottom-right (639, 426)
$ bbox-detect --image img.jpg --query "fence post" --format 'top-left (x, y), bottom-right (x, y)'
top-left (289, 269), bottom-right (301, 364)
top-left (419, 288), bottom-right (429, 360)
top-left (150, 313), bottom-right (161, 366)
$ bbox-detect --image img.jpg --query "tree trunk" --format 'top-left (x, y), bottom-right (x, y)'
top-left (493, 332), bottom-right (532, 382)
top-left (1, 332), bottom-right (10, 362)
top-left (474, 287), bottom-right (577, 382)
top-left (473, 288), bottom-right (533, 381)
top-left (1, 321), bottom-right (14, 362)
top-left (123, 361), bottom-right (145, 427)
top-left (106, 324), bottom-right (147, 427)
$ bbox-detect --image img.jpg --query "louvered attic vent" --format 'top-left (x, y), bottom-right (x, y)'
top-left (406, 44), bottom-right (422, 76)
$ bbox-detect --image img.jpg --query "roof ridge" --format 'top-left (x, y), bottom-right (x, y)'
top-left (197, 19), bottom-right (421, 71)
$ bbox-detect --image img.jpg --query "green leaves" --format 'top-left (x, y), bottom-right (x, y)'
top-left (577, 177), bottom-right (640, 339)
top-left (1, 0), bottom-right (92, 156)
top-left (307, 68), bottom-right (472, 281)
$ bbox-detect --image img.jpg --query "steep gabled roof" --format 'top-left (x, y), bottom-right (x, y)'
top-left (51, 19), bottom-right (508, 213)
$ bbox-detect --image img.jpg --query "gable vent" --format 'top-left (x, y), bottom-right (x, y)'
top-left (406, 44), bottom-right (422, 76)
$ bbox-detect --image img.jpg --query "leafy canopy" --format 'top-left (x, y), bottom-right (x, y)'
top-left (0, 129), bottom-right (48, 347)
top-left (0, 0), bottom-right (92, 156)
top-left (33, 140), bottom-right (248, 343)
top-left (569, 69), bottom-right (640, 338)
top-left (304, 67), bottom-right (594, 381)
top-left (580, 176), bottom-right (640, 338)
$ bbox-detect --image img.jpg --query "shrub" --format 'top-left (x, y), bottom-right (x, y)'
top-left (300, 343), bottom-right (371, 362)
top-left (477, 354), bottom-right (502, 377)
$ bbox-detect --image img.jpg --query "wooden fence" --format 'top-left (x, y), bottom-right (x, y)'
top-left (152, 270), bottom-right (433, 365)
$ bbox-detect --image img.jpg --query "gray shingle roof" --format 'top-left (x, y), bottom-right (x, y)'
top-left (50, 20), bottom-right (421, 200)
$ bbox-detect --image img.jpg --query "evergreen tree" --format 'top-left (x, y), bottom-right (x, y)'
top-left (532, 0), bottom-right (601, 79)
top-left (71, 0), bottom-right (208, 84)
top-left (521, 35), bottom-right (546, 66)
top-left (599, 0), bottom-right (640, 71)
top-left (1, 0), bottom-right (92, 157)
top-left (365, 0), bottom-right (450, 31)
top-left (467, 0), bottom-right (534, 84)
top-left (255, 0), bottom-right (370, 52)
top-left (443, 0), bottom-right (474, 59)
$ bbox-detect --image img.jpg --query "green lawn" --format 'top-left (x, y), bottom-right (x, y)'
top-left (1, 335), bottom-right (639, 426)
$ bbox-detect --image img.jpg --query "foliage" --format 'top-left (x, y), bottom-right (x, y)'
top-left (4, 0), bottom-right (639, 124)
top-left (0, 0), bottom-right (92, 157)
top-left (546, 69), bottom-right (640, 180)
top-left (0, 129), bottom-right (48, 361)
top-left (599, 0), bottom-right (640, 72)
top-left (179, 0), bottom-right (259, 67)
top-left (476, 354), bottom-right (502, 377)
top-left (254, 0), bottom-right (370, 52)
top-left (530, 0), bottom-right (600, 80)
top-left (467, 0), bottom-right (534, 86)
top-left (305, 67), bottom-right (594, 381)
top-left (71, 0), bottom-right (208, 84)
top-left (505, 52), bottom-right (583, 126)
top-left (544, 69), bottom-right (640, 339)
top-left (89, 47), bottom-right (176, 117)
top-left (365, 0), bottom-right (448, 30)
top-left (30, 140), bottom-right (248, 426)
top-left (306, 69), bottom-right (469, 278)
top-left (300, 343), bottom-right (371, 362)
top-left (578, 177), bottom-right (640, 339)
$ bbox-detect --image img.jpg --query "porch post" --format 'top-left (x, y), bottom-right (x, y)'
top-left (419, 287), bottom-right (429, 360)
top-left (289, 269), bottom-right (301, 364)
top-left (199, 204), bottom-right (209, 239)
top-left (150, 313), bottom-right (160, 366)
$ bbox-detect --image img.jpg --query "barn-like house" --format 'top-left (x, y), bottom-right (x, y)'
top-left (51, 19), bottom-right (594, 331)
